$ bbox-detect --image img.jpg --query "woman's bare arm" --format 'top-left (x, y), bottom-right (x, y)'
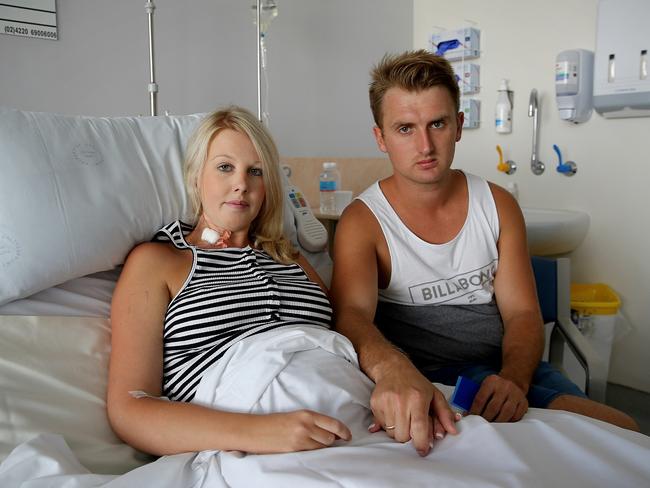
top-left (107, 242), bottom-right (349, 456)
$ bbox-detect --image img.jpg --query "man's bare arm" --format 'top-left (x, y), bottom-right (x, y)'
top-left (470, 185), bottom-right (544, 422)
top-left (330, 201), bottom-right (457, 456)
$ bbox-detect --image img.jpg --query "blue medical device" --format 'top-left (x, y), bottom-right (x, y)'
top-left (449, 376), bottom-right (481, 413)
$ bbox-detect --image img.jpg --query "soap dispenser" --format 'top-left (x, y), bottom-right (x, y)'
top-left (555, 49), bottom-right (594, 123)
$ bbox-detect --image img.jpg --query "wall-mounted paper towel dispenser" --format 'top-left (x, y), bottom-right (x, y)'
top-left (593, 0), bottom-right (650, 118)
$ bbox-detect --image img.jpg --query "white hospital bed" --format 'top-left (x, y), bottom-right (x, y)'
top-left (0, 107), bottom-right (649, 487)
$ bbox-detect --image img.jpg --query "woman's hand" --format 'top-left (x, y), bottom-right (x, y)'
top-left (249, 410), bottom-right (351, 454)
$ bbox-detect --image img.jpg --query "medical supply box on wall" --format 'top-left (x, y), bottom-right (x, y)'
top-left (430, 27), bottom-right (480, 62)
top-left (453, 63), bottom-right (480, 94)
top-left (593, 0), bottom-right (650, 118)
top-left (461, 98), bottom-right (480, 129)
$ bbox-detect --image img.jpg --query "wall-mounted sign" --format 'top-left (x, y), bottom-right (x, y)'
top-left (1, 1), bottom-right (57, 40)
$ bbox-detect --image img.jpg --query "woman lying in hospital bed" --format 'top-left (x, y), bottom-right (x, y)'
top-left (0, 106), bottom-right (649, 488)
top-left (107, 105), bottom-right (387, 456)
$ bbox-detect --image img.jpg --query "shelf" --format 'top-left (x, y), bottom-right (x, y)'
top-left (311, 208), bottom-right (341, 221)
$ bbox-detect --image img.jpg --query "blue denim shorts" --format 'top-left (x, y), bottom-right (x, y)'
top-left (424, 361), bottom-right (587, 408)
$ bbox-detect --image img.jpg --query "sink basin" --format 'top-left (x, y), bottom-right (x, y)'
top-left (522, 207), bottom-right (590, 256)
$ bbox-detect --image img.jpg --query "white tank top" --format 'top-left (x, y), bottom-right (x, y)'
top-left (357, 172), bottom-right (500, 306)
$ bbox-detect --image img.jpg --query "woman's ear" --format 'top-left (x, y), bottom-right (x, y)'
top-left (195, 165), bottom-right (205, 204)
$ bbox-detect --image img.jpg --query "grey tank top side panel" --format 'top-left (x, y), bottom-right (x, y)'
top-left (374, 302), bottom-right (504, 370)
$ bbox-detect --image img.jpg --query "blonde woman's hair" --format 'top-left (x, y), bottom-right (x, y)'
top-left (369, 49), bottom-right (460, 129)
top-left (184, 106), bottom-right (296, 263)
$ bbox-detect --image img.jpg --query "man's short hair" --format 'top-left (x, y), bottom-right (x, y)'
top-left (369, 49), bottom-right (460, 128)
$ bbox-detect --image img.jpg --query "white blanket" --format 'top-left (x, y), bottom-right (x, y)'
top-left (1, 325), bottom-right (649, 487)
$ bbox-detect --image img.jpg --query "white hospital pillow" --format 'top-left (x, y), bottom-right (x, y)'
top-left (0, 315), bottom-right (153, 473)
top-left (0, 107), bottom-right (203, 306)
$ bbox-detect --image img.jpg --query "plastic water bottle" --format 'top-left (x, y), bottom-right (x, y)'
top-left (495, 79), bottom-right (513, 133)
top-left (319, 161), bottom-right (341, 214)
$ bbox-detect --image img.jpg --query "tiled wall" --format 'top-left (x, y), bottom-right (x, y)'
top-left (282, 157), bottom-right (393, 209)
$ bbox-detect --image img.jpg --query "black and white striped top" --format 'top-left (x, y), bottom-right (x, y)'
top-left (154, 221), bottom-right (333, 402)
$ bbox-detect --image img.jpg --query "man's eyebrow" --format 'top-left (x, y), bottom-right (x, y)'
top-left (390, 114), bottom-right (451, 129)
top-left (431, 115), bottom-right (451, 124)
top-left (390, 120), bottom-right (414, 129)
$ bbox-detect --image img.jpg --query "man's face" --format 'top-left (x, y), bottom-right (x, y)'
top-left (373, 86), bottom-right (463, 186)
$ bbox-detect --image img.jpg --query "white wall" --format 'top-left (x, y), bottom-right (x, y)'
top-left (0, 0), bottom-right (412, 157)
top-left (415, 0), bottom-right (650, 392)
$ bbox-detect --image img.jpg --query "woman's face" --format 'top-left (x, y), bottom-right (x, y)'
top-left (198, 129), bottom-right (266, 236)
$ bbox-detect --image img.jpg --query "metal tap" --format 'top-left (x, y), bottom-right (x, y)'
top-left (528, 89), bottom-right (545, 175)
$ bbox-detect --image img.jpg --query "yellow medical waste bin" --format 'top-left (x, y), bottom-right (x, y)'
top-left (570, 283), bottom-right (621, 379)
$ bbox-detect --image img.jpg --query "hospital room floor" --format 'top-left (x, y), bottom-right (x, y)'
top-left (606, 383), bottom-right (650, 435)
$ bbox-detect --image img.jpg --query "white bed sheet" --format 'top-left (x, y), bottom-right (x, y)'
top-left (1, 323), bottom-right (649, 487)
top-left (0, 315), bottom-right (153, 475)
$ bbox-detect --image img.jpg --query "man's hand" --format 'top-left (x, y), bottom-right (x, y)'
top-left (470, 374), bottom-right (528, 422)
top-left (368, 363), bottom-right (458, 456)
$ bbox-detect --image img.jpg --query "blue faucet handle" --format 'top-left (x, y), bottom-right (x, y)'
top-left (553, 144), bottom-right (563, 166)
top-left (553, 144), bottom-right (577, 176)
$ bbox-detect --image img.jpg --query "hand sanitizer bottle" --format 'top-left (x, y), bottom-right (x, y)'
top-left (495, 79), bottom-right (513, 134)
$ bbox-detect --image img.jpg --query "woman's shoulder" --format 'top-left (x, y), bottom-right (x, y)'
top-left (118, 240), bottom-right (191, 298)
top-left (129, 240), bottom-right (180, 260)
top-left (124, 240), bottom-right (189, 277)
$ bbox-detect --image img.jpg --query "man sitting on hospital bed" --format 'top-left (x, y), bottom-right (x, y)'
top-left (106, 106), bottom-right (456, 456)
top-left (330, 50), bottom-right (638, 456)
